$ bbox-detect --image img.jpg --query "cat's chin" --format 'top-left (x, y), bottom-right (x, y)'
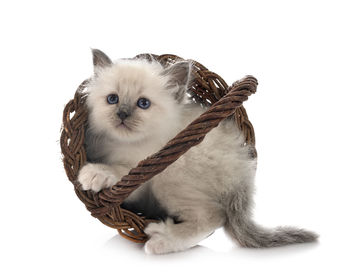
top-left (108, 126), bottom-right (147, 143)
top-left (116, 122), bottom-right (132, 131)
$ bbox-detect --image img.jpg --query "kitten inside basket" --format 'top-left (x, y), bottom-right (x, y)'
top-left (77, 49), bottom-right (318, 254)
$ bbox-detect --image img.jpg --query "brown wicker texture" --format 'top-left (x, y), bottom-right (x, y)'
top-left (60, 54), bottom-right (258, 243)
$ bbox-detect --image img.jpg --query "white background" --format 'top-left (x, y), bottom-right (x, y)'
top-left (1, 0), bottom-right (349, 277)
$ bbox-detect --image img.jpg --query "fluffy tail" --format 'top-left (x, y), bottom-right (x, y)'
top-left (224, 208), bottom-right (318, 248)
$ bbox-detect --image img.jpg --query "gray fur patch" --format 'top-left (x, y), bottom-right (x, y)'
top-left (92, 48), bottom-right (112, 73)
top-left (223, 187), bottom-right (319, 248)
top-left (162, 61), bottom-right (192, 102)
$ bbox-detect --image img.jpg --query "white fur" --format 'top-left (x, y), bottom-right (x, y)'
top-left (142, 120), bottom-right (255, 254)
top-left (87, 59), bottom-right (183, 146)
top-left (78, 163), bottom-right (118, 192)
top-left (78, 56), bottom-right (257, 254)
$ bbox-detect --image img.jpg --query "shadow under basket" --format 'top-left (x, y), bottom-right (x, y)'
top-left (60, 54), bottom-right (258, 243)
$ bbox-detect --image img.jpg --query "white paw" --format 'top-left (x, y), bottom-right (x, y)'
top-left (77, 163), bottom-right (118, 192)
top-left (145, 234), bottom-right (174, 255)
top-left (144, 219), bottom-right (176, 255)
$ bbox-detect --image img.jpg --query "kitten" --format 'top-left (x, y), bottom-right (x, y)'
top-left (78, 49), bottom-right (318, 254)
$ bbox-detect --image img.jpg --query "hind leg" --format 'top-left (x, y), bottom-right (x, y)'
top-left (144, 208), bottom-right (225, 254)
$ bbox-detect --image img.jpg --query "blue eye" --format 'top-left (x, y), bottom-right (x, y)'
top-left (137, 98), bottom-right (151, 109)
top-left (107, 94), bottom-right (119, 104)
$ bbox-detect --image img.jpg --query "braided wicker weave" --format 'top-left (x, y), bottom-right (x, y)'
top-left (60, 54), bottom-right (258, 243)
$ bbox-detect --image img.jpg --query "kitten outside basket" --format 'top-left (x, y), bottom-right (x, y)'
top-left (60, 54), bottom-right (257, 243)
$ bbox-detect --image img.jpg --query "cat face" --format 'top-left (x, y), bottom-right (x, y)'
top-left (86, 50), bottom-right (192, 143)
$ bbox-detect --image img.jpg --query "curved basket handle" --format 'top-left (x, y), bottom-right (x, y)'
top-left (96, 75), bottom-right (258, 207)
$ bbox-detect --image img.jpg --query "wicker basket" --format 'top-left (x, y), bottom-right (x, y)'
top-left (60, 54), bottom-right (258, 243)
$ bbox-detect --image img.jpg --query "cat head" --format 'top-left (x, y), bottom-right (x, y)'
top-left (86, 49), bottom-right (193, 143)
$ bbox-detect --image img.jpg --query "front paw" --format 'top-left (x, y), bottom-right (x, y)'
top-left (77, 163), bottom-right (118, 192)
top-left (144, 219), bottom-right (175, 254)
top-left (145, 234), bottom-right (174, 255)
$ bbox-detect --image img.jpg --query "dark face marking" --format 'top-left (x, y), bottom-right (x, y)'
top-left (116, 104), bottom-right (132, 121)
top-left (117, 111), bottom-right (128, 120)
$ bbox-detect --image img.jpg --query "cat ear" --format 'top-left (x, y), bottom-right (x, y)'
top-left (162, 61), bottom-right (192, 102)
top-left (91, 48), bottom-right (112, 74)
